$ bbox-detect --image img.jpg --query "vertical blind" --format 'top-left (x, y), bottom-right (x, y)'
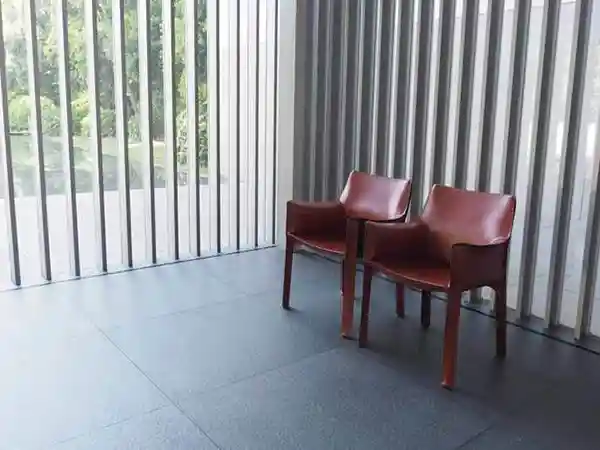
top-left (0, 0), bottom-right (279, 288)
top-left (293, 0), bottom-right (600, 344)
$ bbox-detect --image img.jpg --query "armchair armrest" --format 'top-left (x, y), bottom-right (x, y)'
top-left (286, 200), bottom-right (346, 236)
top-left (363, 220), bottom-right (429, 263)
top-left (450, 241), bottom-right (509, 290)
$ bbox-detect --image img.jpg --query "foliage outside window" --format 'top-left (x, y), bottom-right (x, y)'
top-left (0, 0), bottom-right (208, 197)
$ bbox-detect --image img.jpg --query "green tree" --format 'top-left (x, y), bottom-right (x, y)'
top-left (9, 95), bottom-right (61, 135)
top-left (2, 0), bottom-right (209, 175)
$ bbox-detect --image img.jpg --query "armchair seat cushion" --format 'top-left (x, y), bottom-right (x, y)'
top-left (373, 259), bottom-right (451, 291)
top-left (291, 233), bottom-right (347, 255)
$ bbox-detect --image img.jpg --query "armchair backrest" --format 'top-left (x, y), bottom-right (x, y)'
top-left (339, 171), bottom-right (412, 221)
top-left (421, 185), bottom-right (516, 262)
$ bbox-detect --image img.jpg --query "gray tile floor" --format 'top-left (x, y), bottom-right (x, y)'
top-left (1, 247), bottom-right (599, 449)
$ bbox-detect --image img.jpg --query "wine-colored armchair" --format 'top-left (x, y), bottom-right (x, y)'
top-left (283, 171), bottom-right (412, 338)
top-left (359, 185), bottom-right (516, 389)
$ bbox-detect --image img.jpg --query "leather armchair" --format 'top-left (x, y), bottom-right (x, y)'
top-left (283, 171), bottom-right (412, 338)
top-left (359, 185), bottom-right (516, 389)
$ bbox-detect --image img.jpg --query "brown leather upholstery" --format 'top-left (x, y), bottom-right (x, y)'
top-left (340, 171), bottom-right (412, 221)
top-left (359, 185), bottom-right (516, 389)
top-left (282, 171), bottom-right (412, 338)
top-left (286, 201), bottom-right (346, 253)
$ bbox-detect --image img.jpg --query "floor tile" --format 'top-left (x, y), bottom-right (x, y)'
top-left (204, 248), bottom-right (340, 295)
top-left (70, 261), bottom-right (245, 328)
top-left (463, 382), bottom-right (600, 450)
top-left (179, 348), bottom-right (493, 450)
top-left (0, 330), bottom-right (167, 450)
top-left (52, 406), bottom-right (218, 450)
top-left (1, 248), bottom-right (599, 450)
top-left (0, 282), bottom-right (96, 350)
top-left (105, 293), bottom-right (340, 402)
top-left (459, 425), bottom-right (549, 450)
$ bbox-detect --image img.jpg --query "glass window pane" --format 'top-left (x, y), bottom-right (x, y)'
top-left (507, 0), bottom-right (546, 310)
top-left (531, 0), bottom-right (576, 319)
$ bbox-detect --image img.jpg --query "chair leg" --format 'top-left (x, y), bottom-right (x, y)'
top-left (341, 256), bottom-right (356, 339)
top-left (421, 290), bottom-right (431, 329)
top-left (359, 265), bottom-right (373, 348)
top-left (495, 283), bottom-right (507, 358)
top-left (395, 284), bottom-right (405, 318)
top-left (442, 288), bottom-right (462, 390)
top-left (340, 259), bottom-right (345, 297)
top-left (282, 237), bottom-right (295, 310)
